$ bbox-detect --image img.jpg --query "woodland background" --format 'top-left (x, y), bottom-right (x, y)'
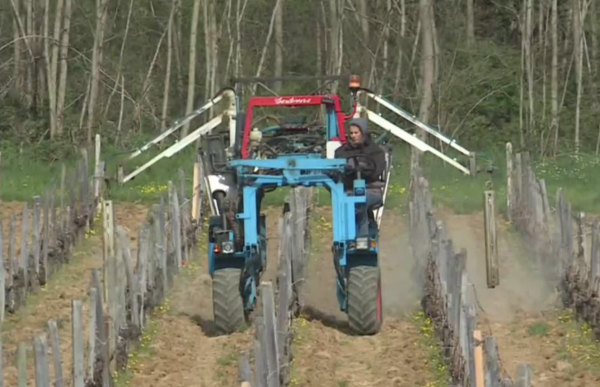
top-left (0, 0), bottom-right (599, 211)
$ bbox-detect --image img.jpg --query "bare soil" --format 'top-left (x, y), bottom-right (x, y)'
top-left (0, 201), bottom-right (26, 220)
top-left (124, 206), bottom-right (284, 387)
top-left (0, 202), bottom-right (149, 386)
top-left (437, 207), bottom-right (600, 386)
top-left (292, 207), bottom-right (433, 387)
top-left (0, 200), bottom-right (29, 258)
top-left (488, 312), bottom-right (600, 387)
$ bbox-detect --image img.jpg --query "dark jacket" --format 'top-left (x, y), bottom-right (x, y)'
top-left (335, 118), bottom-right (386, 190)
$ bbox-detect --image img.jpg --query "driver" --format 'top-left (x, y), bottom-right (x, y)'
top-left (335, 118), bottom-right (386, 238)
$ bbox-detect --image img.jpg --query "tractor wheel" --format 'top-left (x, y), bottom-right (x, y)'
top-left (212, 268), bottom-right (248, 335)
top-left (347, 266), bottom-right (383, 335)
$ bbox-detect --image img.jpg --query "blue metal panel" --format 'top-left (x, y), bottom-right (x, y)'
top-left (231, 154), bottom-right (368, 246)
top-left (208, 242), bottom-right (216, 275)
top-left (328, 181), bottom-right (365, 243)
top-left (230, 154), bottom-right (346, 171)
top-left (329, 182), bottom-right (346, 243)
top-left (326, 106), bottom-right (339, 139)
top-left (238, 185), bottom-right (259, 247)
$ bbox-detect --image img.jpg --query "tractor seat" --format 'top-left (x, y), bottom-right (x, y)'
top-left (370, 201), bottom-right (384, 211)
top-left (367, 181), bottom-right (385, 189)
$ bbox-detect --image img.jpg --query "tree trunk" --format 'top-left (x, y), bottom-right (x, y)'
top-left (209, 1), bottom-right (219, 99)
top-left (524, 0), bottom-right (535, 139)
top-left (393, 0), bottom-right (406, 100)
top-left (43, 0), bottom-right (57, 138)
top-left (252, 0), bottom-right (283, 94)
top-left (224, 0), bottom-right (234, 80)
top-left (101, 0), bottom-right (134, 128)
top-left (50, 0), bottom-right (65, 136)
top-left (430, 3), bottom-right (440, 90)
top-left (26, 0), bottom-right (34, 110)
top-left (234, 0), bottom-right (247, 77)
top-left (466, 0), bottom-right (475, 48)
top-left (592, 0), bottom-right (600, 154)
top-left (12, 0), bottom-right (23, 102)
top-left (174, 0), bottom-right (184, 95)
top-left (328, 0), bottom-right (339, 91)
top-left (182, 0), bottom-right (201, 137)
top-left (161, 1), bottom-right (176, 132)
top-left (36, 0), bottom-right (46, 111)
top-left (418, 0), bottom-right (434, 127)
top-left (380, 0), bottom-right (392, 97)
top-left (540, 0), bottom-right (548, 130)
top-left (86, 0), bottom-right (109, 144)
top-left (357, 0), bottom-right (370, 83)
top-left (316, 3), bottom-right (322, 79)
top-left (50, 0), bottom-right (63, 96)
top-left (573, 0), bottom-right (583, 154)
top-left (327, 0), bottom-right (343, 93)
top-left (274, 0), bottom-right (283, 92)
top-left (56, 0), bottom-right (72, 136)
top-left (204, 0), bottom-right (211, 102)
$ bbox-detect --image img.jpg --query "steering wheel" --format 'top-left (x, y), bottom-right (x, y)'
top-left (345, 154), bottom-right (377, 177)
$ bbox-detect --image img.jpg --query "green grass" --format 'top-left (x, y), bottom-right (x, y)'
top-left (528, 322), bottom-right (549, 337)
top-left (3, 139), bottom-right (600, 215)
top-left (555, 309), bottom-right (600, 378)
top-left (0, 140), bottom-right (198, 204)
top-left (112, 310), bottom-right (164, 387)
top-left (387, 143), bottom-right (600, 215)
top-left (411, 310), bottom-right (452, 387)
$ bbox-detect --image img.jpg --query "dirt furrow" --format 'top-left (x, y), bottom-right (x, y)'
top-left (0, 202), bottom-right (149, 386)
top-left (438, 208), bottom-right (600, 386)
top-left (292, 208), bottom-right (434, 387)
top-left (123, 207), bottom-right (284, 387)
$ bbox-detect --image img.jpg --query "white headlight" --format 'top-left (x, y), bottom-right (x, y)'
top-left (222, 241), bottom-right (234, 254)
top-left (356, 237), bottom-right (369, 250)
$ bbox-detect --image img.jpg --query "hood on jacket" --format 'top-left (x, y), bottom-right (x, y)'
top-left (347, 117), bottom-right (373, 146)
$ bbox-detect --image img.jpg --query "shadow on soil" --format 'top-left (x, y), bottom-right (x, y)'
top-left (301, 305), bottom-right (357, 335)
top-left (188, 313), bottom-right (223, 337)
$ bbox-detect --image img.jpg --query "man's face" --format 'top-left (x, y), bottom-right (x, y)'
top-left (349, 125), bottom-right (363, 145)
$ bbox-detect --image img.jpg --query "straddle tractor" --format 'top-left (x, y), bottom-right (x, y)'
top-left (116, 74), bottom-right (484, 336)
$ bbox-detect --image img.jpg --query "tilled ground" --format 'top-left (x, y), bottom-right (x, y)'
top-left (0, 202), bottom-right (149, 386)
top-left (121, 207), bottom-right (284, 387)
top-left (290, 208), bottom-right (435, 387)
top-left (437, 207), bottom-right (600, 386)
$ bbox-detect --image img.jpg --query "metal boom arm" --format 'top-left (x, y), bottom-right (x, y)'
top-left (356, 90), bottom-right (475, 175)
top-left (127, 88), bottom-right (235, 160)
top-left (121, 115), bottom-right (224, 183)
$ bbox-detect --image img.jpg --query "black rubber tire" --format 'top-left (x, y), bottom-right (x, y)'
top-left (347, 266), bottom-right (383, 335)
top-left (212, 268), bottom-right (248, 334)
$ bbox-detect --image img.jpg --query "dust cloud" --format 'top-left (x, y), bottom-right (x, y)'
top-left (437, 209), bottom-right (560, 323)
top-left (378, 212), bottom-right (423, 317)
top-left (301, 209), bottom-right (422, 325)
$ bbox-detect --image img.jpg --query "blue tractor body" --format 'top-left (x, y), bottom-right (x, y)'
top-left (205, 81), bottom-right (385, 336)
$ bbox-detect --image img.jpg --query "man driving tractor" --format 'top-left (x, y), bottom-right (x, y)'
top-left (335, 117), bottom-right (386, 238)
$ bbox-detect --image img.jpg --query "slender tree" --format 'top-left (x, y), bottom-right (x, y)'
top-left (182, 0), bottom-right (202, 137)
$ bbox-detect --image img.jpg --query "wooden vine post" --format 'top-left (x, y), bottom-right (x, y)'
top-left (484, 190), bottom-right (499, 288)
